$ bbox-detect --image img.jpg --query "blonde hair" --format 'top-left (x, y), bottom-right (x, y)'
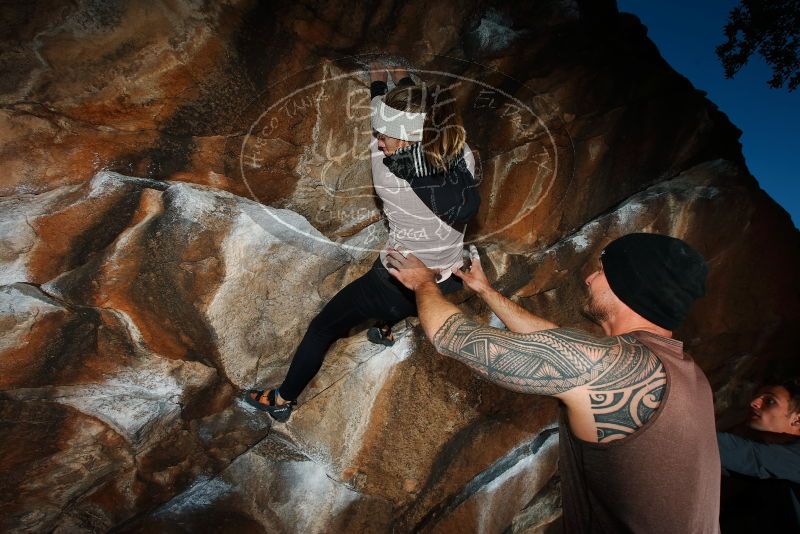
top-left (384, 84), bottom-right (466, 171)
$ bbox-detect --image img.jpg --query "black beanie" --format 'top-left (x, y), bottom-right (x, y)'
top-left (600, 233), bottom-right (708, 330)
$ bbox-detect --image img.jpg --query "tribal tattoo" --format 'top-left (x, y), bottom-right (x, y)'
top-left (432, 313), bottom-right (665, 442)
top-left (586, 334), bottom-right (666, 442)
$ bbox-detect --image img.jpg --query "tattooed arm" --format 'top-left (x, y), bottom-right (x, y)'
top-left (432, 312), bottom-right (615, 397)
top-left (433, 313), bottom-right (666, 442)
top-left (387, 251), bottom-right (665, 442)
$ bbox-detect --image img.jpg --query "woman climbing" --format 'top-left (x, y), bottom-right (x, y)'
top-left (245, 62), bottom-right (480, 421)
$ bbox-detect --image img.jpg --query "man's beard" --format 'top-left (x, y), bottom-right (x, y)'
top-left (581, 294), bottom-right (609, 325)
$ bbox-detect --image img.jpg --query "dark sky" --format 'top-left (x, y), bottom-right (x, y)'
top-left (617, 0), bottom-right (799, 228)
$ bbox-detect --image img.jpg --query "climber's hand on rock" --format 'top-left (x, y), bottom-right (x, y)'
top-left (369, 61), bottom-right (388, 83)
top-left (386, 248), bottom-right (439, 291)
top-left (388, 65), bottom-right (409, 82)
top-left (452, 245), bottom-right (492, 296)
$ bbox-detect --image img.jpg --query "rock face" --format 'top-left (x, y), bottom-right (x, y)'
top-left (1, 0), bottom-right (798, 532)
top-left (0, 172), bottom-right (560, 533)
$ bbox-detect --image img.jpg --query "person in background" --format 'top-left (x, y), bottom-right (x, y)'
top-left (718, 379), bottom-right (800, 533)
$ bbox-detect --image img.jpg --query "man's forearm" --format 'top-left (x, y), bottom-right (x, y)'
top-left (415, 280), bottom-right (462, 341)
top-left (478, 286), bottom-right (558, 333)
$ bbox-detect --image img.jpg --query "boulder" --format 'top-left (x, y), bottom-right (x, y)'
top-left (1, 0), bottom-right (798, 531)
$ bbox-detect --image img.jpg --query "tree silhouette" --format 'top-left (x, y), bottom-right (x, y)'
top-left (716, 0), bottom-right (800, 91)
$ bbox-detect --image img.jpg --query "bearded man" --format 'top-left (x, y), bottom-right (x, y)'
top-left (387, 233), bottom-right (720, 533)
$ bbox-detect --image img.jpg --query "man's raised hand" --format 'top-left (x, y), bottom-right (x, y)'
top-left (452, 245), bottom-right (492, 296)
top-left (386, 248), bottom-right (440, 291)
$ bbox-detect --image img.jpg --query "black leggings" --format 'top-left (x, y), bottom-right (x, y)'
top-left (277, 258), bottom-right (462, 401)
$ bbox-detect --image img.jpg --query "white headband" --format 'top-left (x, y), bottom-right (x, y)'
top-left (370, 95), bottom-right (426, 142)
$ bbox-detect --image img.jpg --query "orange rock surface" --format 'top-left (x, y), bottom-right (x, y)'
top-left (1, 0), bottom-right (798, 532)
